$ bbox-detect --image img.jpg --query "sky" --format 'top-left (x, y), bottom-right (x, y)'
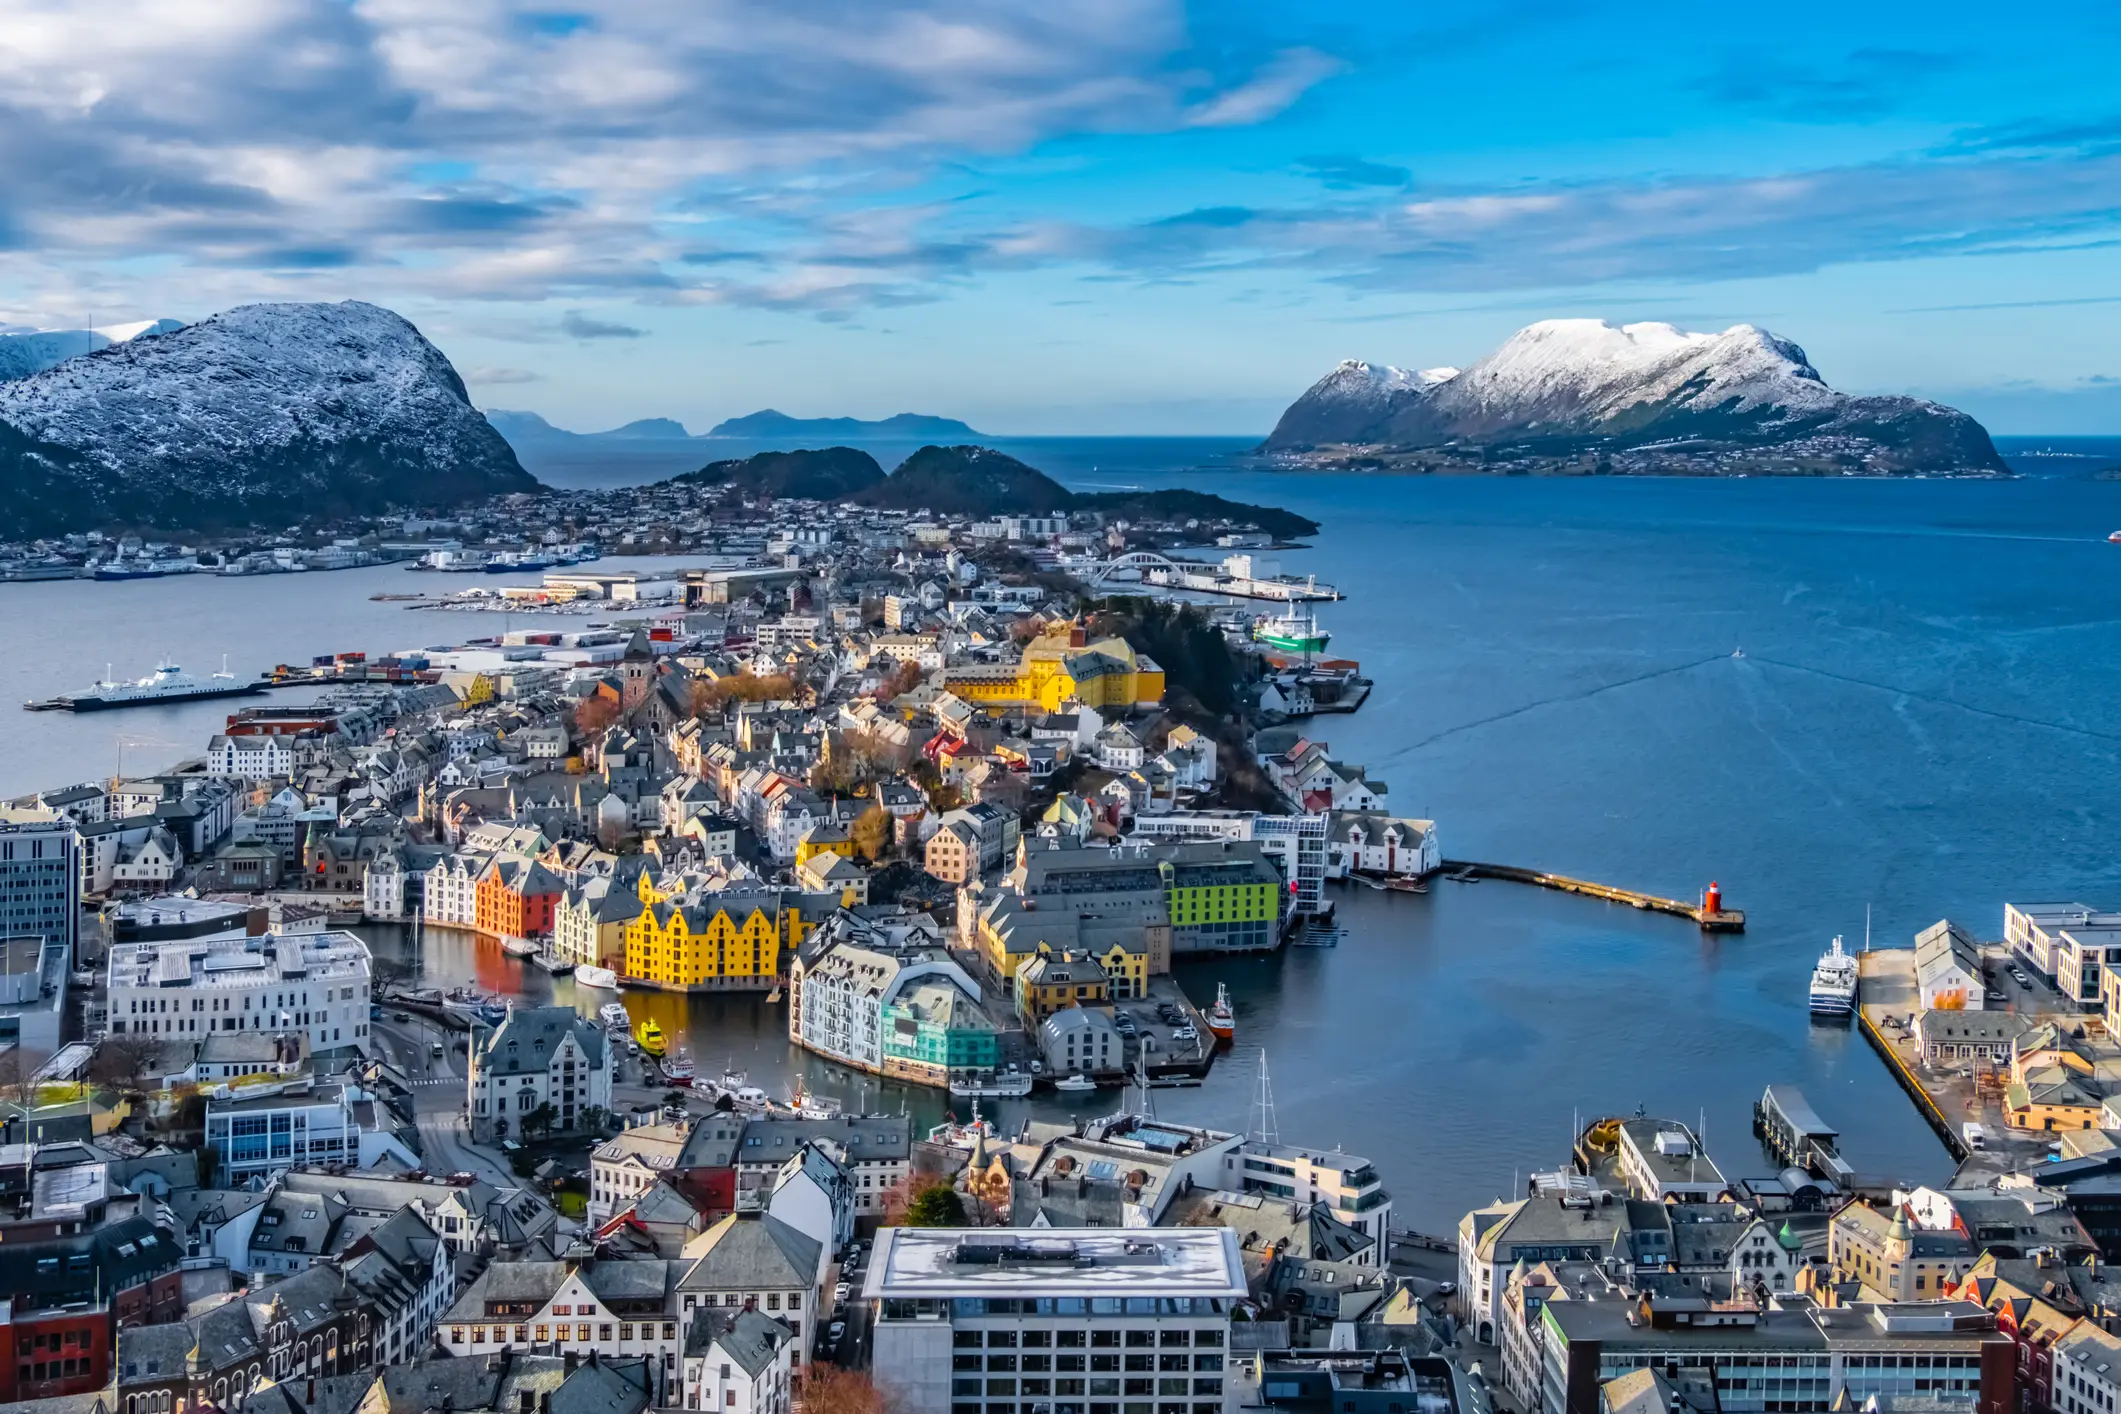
top-left (5, 0), bottom-right (2121, 435)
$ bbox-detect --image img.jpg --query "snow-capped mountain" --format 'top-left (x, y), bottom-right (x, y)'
top-left (0, 301), bottom-right (535, 536)
top-left (0, 318), bottom-right (184, 382)
top-left (1265, 319), bottom-right (2005, 475)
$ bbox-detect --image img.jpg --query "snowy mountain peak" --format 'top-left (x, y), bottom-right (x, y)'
top-left (0, 299), bottom-right (534, 536)
top-left (0, 316), bottom-right (183, 382)
top-left (1265, 316), bottom-right (2004, 475)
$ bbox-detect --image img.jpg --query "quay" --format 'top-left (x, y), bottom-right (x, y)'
top-left (1854, 949), bottom-right (1972, 1162)
top-left (1438, 859), bottom-right (1745, 931)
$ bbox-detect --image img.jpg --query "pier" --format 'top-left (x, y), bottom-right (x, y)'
top-left (1437, 859), bottom-right (1746, 931)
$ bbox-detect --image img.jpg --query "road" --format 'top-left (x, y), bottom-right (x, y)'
top-left (370, 1011), bottom-right (520, 1192)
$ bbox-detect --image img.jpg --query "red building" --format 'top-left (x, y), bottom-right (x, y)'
top-left (475, 855), bottom-right (563, 941)
top-left (0, 1212), bottom-right (182, 1402)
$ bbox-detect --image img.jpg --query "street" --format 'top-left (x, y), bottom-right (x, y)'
top-left (370, 1012), bottom-right (520, 1192)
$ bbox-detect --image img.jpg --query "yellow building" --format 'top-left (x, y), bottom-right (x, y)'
top-left (976, 897), bottom-right (1149, 1001)
top-left (794, 822), bottom-right (854, 869)
top-left (943, 622), bottom-right (1164, 713)
top-left (622, 880), bottom-right (820, 991)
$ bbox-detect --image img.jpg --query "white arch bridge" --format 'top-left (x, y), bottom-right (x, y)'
top-left (1080, 551), bottom-right (1186, 587)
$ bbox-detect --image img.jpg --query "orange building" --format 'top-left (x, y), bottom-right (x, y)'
top-left (475, 854), bottom-right (564, 941)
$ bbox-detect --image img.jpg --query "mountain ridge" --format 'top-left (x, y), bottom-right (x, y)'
top-left (0, 300), bottom-right (535, 536)
top-left (1265, 319), bottom-right (2007, 476)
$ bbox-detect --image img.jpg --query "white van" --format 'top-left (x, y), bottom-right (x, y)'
top-left (1961, 1122), bottom-right (1989, 1150)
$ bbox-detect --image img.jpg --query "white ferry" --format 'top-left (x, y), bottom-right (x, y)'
top-left (27, 658), bottom-right (262, 712)
top-left (1809, 937), bottom-right (1859, 1017)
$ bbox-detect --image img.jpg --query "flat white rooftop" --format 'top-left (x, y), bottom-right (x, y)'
top-left (864, 1227), bottom-right (1247, 1301)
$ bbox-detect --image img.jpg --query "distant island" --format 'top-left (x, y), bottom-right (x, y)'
top-left (668, 443), bottom-right (1320, 538)
top-left (1264, 318), bottom-right (2008, 477)
top-left (704, 409), bottom-right (982, 439)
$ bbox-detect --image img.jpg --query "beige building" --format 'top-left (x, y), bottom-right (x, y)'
top-left (1827, 1201), bottom-right (1973, 1302)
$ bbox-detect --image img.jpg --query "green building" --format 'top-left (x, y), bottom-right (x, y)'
top-left (1159, 850), bottom-right (1282, 953)
top-left (881, 979), bottom-right (1000, 1083)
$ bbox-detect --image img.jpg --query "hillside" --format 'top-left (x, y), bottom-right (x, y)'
top-left (706, 409), bottom-right (981, 439)
top-left (676, 442), bottom-right (1319, 536)
top-left (0, 301), bottom-right (535, 536)
top-left (850, 445), bottom-right (1075, 515)
top-left (674, 447), bottom-right (885, 499)
top-left (1265, 319), bottom-right (2008, 476)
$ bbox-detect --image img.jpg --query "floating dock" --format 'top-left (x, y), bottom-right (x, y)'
top-left (1438, 859), bottom-right (1745, 931)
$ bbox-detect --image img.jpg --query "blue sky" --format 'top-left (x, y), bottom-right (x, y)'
top-left (5, 0), bottom-right (2121, 434)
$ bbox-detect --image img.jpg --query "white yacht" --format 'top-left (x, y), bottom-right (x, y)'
top-left (1809, 936), bottom-right (1859, 1017)
top-left (597, 1001), bottom-right (632, 1032)
top-left (574, 964), bottom-right (619, 990)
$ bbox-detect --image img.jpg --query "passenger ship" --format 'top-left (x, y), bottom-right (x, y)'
top-left (1808, 937), bottom-right (1859, 1017)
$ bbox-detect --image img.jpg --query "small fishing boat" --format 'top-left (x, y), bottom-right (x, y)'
top-left (927, 1101), bottom-right (997, 1151)
top-left (530, 949), bottom-right (573, 975)
top-left (662, 1047), bottom-right (695, 1086)
top-left (635, 1019), bottom-right (667, 1057)
top-left (1053, 1073), bottom-right (1098, 1092)
top-left (575, 964), bottom-right (619, 990)
top-left (1205, 984), bottom-right (1236, 1044)
top-left (499, 936), bottom-right (538, 958)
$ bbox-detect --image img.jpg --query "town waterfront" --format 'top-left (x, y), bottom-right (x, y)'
top-left (22, 450), bottom-right (2121, 1229)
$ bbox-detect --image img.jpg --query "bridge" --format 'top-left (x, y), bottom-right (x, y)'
top-left (1081, 551), bottom-right (1189, 587)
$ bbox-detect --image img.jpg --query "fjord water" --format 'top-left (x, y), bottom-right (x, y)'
top-left (16, 443), bottom-right (2121, 1228)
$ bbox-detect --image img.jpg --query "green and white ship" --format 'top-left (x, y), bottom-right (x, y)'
top-left (1252, 611), bottom-right (1330, 655)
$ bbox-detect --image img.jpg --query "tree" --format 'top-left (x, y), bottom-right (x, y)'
top-left (879, 659), bottom-right (925, 699)
top-left (523, 1101), bottom-right (560, 1140)
top-left (580, 1105), bottom-right (613, 1135)
top-left (903, 1182), bottom-right (968, 1228)
top-left (575, 694), bottom-right (621, 738)
top-left (91, 1033), bottom-right (164, 1094)
top-left (0, 1046), bottom-right (46, 1107)
top-left (801, 1365), bottom-right (886, 1414)
top-left (849, 804), bottom-right (892, 863)
top-left (369, 954), bottom-right (417, 996)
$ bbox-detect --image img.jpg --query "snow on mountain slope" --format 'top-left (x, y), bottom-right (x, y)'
top-left (0, 300), bottom-right (535, 535)
top-left (1264, 318), bottom-right (2005, 474)
top-left (0, 317), bottom-right (183, 382)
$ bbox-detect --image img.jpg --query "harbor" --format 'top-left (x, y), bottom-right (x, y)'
top-left (1436, 859), bottom-right (1746, 931)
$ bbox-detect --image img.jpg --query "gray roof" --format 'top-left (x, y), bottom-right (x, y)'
top-left (685, 1307), bottom-right (793, 1377)
top-left (678, 1212), bottom-right (822, 1291)
top-left (473, 1005), bottom-right (608, 1078)
top-left (735, 1113), bottom-right (910, 1166)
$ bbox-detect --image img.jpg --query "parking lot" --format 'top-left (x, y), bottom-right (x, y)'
top-left (1110, 975), bottom-right (1213, 1072)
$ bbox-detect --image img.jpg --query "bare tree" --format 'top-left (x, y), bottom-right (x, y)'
top-left (802, 1365), bottom-right (887, 1414)
top-left (90, 1033), bottom-right (164, 1094)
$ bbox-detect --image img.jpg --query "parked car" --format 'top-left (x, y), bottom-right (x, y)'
top-left (828, 1321), bottom-right (847, 1345)
top-left (392, 1011), bottom-right (412, 1023)
top-left (834, 1282), bottom-right (851, 1303)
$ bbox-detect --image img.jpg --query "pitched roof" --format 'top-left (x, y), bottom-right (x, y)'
top-left (678, 1212), bottom-right (822, 1291)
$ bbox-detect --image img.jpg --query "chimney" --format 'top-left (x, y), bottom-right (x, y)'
top-left (519, 1393), bottom-right (534, 1414)
top-left (540, 1395), bottom-right (552, 1414)
top-left (564, 1350), bottom-right (579, 1372)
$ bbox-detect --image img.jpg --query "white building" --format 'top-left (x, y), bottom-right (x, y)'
top-left (204, 1079), bottom-right (418, 1180)
top-left (790, 940), bottom-right (982, 1077)
top-left (679, 1308), bottom-right (796, 1414)
top-left (442, 1258), bottom-right (687, 1404)
top-left (2057, 1322), bottom-right (2121, 1414)
top-left (423, 851), bottom-right (486, 927)
top-left (734, 1115), bottom-right (912, 1223)
top-left (1210, 1139), bottom-right (1393, 1266)
top-left (107, 928), bottom-right (373, 1054)
top-left (677, 1212), bottom-right (827, 1369)
top-left (590, 1119), bottom-right (689, 1225)
top-left (467, 1004), bottom-right (613, 1142)
top-left (206, 734), bottom-right (296, 781)
top-left (865, 1227), bottom-right (1248, 1414)
top-left (340, 1204), bottom-right (456, 1368)
top-left (765, 1142), bottom-right (855, 1256)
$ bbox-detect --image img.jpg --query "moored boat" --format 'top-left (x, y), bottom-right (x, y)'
top-left (597, 1002), bottom-right (631, 1031)
top-left (1206, 984), bottom-right (1236, 1044)
top-left (531, 949), bottom-right (573, 974)
top-left (1053, 1073), bottom-right (1098, 1092)
top-left (1809, 936), bottom-right (1858, 1017)
top-left (662, 1047), bottom-right (695, 1086)
top-left (927, 1101), bottom-right (997, 1150)
top-left (1251, 611), bottom-right (1331, 656)
top-left (26, 657), bottom-right (263, 712)
top-left (499, 936), bottom-right (538, 958)
top-left (575, 964), bottom-right (619, 990)
top-left (635, 1019), bottom-right (667, 1056)
top-left (949, 1070), bottom-right (1035, 1099)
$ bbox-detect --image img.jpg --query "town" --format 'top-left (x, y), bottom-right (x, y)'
top-left (3, 475), bottom-right (2114, 1414)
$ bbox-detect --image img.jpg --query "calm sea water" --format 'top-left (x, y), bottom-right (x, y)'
top-left (18, 440), bottom-right (2121, 1229)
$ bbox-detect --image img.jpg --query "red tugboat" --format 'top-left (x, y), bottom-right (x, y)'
top-left (1206, 984), bottom-right (1236, 1045)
